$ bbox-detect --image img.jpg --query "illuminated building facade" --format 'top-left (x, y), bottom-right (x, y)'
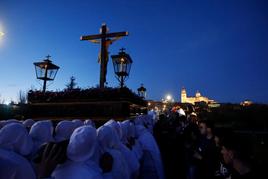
top-left (181, 87), bottom-right (216, 105)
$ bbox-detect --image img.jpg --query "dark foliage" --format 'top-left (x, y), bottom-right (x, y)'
top-left (28, 87), bottom-right (146, 105)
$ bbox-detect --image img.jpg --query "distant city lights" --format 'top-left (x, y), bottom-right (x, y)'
top-left (166, 95), bottom-right (172, 101)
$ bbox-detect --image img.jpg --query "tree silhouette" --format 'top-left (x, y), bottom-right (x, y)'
top-left (66, 76), bottom-right (77, 90)
top-left (18, 90), bottom-right (27, 104)
top-left (0, 94), bottom-right (5, 104)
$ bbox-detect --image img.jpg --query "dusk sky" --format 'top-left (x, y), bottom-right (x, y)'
top-left (0, 0), bottom-right (268, 103)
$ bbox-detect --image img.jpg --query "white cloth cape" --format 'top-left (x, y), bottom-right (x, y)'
top-left (97, 125), bottom-right (130, 179)
top-left (0, 123), bottom-right (33, 156)
top-left (29, 120), bottom-right (54, 154)
top-left (136, 125), bottom-right (165, 179)
top-left (0, 148), bottom-right (36, 179)
top-left (0, 123), bottom-right (35, 179)
top-left (52, 126), bottom-right (102, 179)
top-left (54, 120), bottom-right (76, 142)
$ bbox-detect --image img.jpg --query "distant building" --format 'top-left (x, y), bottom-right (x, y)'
top-left (240, 100), bottom-right (253, 106)
top-left (181, 87), bottom-right (216, 105)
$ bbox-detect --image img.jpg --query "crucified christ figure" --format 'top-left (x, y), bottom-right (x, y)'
top-left (89, 36), bottom-right (123, 84)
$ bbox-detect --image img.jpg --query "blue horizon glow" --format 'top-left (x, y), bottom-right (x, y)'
top-left (0, 0), bottom-right (268, 104)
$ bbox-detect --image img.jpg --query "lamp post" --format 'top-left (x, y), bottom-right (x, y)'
top-left (33, 55), bottom-right (60, 93)
top-left (137, 84), bottom-right (147, 99)
top-left (111, 48), bottom-right (133, 88)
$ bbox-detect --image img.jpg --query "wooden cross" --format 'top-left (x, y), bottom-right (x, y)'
top-left (46, 55), bottom-right (51, 60)
top-left (120, 47), bottom-right (126, 52)
top-left (80, 23), bottom-right (128, 88)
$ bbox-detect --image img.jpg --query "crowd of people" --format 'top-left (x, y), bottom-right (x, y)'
top-left (0, 108), bottom-right (256, 179)
top-left (154, 109), bottom-right (255, 179)
top-left (0, 113), bottom-right (164, 179)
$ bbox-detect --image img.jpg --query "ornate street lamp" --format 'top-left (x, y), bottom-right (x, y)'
top-left (33, 55), bottom-right (60, 92)
top-left (111, 48), bottom-right (133, 88)
top-left (137, 84), bottom-right (147, 99)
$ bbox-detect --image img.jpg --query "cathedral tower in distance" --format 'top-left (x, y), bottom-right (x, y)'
top-left (181, 87), bottom-right (187, 103)
top-left (180, 87), bottom-right (216, 104)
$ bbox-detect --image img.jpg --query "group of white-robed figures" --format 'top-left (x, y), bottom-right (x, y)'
top-left (0, 112), bottom-right (165, 179)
